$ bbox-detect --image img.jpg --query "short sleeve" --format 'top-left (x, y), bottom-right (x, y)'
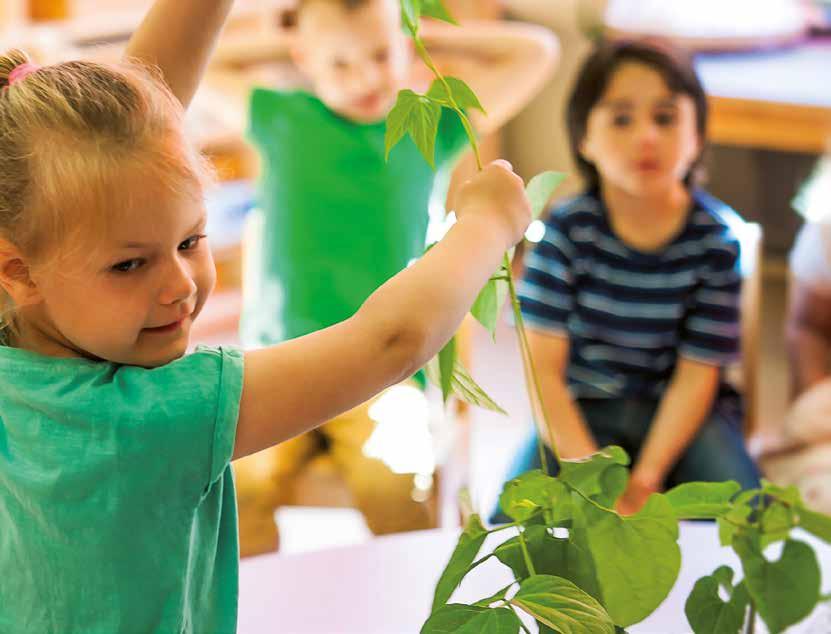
top-left (679, 233), bottom-right (742, 366)
top-left (112, 346), bottom-right (245, 497)
top-left (206, 346), bottom-right (245, 483)
top-left (790, 222), bottom-right (831, 294)
top-left (248, 87), bottom-right (280, 144)
top-left (517, 211), bottom-right (577, 334)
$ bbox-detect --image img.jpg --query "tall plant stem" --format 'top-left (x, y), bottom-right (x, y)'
top-left (411, 28), bottom-right (562, 474)
top-left (516, 528), bottom-right (537, 577)
top-left (745, 602), bottom-right (756, 634)
top-left (412, 38), bottom-right (483, 171)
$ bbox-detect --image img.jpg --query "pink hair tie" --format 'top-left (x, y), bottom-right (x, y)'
top-left (7, 63), bottom-right (40, 87)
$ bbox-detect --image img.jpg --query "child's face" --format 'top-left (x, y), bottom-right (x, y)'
top-left (24, 170), bottom-right (215, 368)
top-left (579, 62), bottom-right (702, 197)
top-left (292, 0), bottom-right (411, 123)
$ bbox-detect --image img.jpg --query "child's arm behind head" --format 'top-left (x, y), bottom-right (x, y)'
top-left (125, 0), bottom-right (235, 108)
top-left (421, 20), bottom-right (559, 135)
top-left (232, 160), bottom-right (531, 460)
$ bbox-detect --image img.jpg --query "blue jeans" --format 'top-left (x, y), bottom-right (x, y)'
top-left (491, 394), bottom-right (761, 524)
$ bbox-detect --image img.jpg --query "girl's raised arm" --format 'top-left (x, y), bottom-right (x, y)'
top-left (125, 0), bottom-right (235, 108)
top-left (233, 161), bottom-right (531, 460)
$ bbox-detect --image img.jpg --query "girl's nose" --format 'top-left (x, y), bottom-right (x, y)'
top-left (159, 257), bottom-right (197, 306)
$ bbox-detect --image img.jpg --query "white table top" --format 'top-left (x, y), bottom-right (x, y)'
top-left (238, 522), bottom-right (831, 634)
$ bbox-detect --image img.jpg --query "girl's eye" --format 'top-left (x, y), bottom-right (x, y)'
top-left (374, 49), bottom-right (389, 64)
top-left (179, 234), bottom-right (207, 251)
top-left (111, 259), bottom-right (144, 274)
top-left (611, 113), bottom-right (632, 127)
top-left (654, 111), bottom-right (677, 126)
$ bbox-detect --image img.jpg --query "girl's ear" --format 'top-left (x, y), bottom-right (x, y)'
top-left (0, 240), bottom-right (42, 308)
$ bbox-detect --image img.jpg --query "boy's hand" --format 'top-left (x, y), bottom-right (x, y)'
top-left (455, 160), bottom-right (531, 251)
top-left (616, 474), bottom-right (661, 516)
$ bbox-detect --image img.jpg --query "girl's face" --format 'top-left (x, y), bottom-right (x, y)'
top-left (20, 168), bottom-right (216, 368)
top-left (579, 61), bottom-right (702, 197)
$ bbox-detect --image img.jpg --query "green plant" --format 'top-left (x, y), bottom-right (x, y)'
top-left (386, 2), bottom-right (831, 632)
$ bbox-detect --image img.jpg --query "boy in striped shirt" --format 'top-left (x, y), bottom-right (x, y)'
top-left (496, 40), bottom-right (759, 519)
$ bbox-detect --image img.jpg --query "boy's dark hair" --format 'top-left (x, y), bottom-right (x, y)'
top-left (281, 0), bottom-right (371, 28)
top-left (566, 39), bottom-right (708, 190)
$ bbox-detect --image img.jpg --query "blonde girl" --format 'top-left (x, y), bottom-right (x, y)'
top-left (0, 1), bottom-right (531, 630)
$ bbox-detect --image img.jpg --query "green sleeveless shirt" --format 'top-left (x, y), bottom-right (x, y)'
top-left (241, 89), bottom-right (467, 345)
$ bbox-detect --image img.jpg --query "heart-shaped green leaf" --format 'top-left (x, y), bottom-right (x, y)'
top-left (571, 493), bottom-right (681, 626)
top-left (427, 77), bottom-right (485, 114)
top-left (471, 271), bottom-right (510, 340)
top-left (559, 446), bottom-right (630, 507)
top-left (684, 566), bottom-right (749, 634)
top-left (717, 504), bottom-right (753, 547)
top-left (498, 470), bottom-right (566, 523)
top-left (385, 89), bottom-right (442, 166)
top-left (494, 525), bottom-right (566, 579)
top-left (421, 604), bottom-right (522, 633)
top-left (510, 575), bottom-right (615, 634)
top-left (664, 481), bottom-right (741, 520)
top-left (734, 536), bottom-right (820, 633)
top-left (760, 501), bottom-right (795, 549)
top-left (494, 525), bottom-right (602, 602)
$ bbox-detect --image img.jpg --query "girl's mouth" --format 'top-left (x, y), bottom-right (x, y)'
top-left (143, 317), bottom-right (187, 334)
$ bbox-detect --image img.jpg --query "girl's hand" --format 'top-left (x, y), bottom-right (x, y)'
top-left (455, 160), bottom-right (531, 251)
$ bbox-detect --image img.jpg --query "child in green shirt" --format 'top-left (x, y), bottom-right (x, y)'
top-left (0, 1), bottom-right (532, 630)
top-left (216, 0), bottom-right (557, 552)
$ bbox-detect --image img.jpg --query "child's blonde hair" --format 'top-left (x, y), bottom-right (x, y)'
top-left (0, 49), bottom-right (209, 335)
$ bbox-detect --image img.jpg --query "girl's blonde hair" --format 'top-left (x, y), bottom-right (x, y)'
top-left (0, 49), bottom-right (209, 335)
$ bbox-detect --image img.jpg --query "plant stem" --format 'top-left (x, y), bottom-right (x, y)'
top-left (745, 601), bottom-right (756, 634)
top-left (504, 253), bottom-right (561, 472)
top-left (469, 553), bottom-right (495, 570)
top-left (517, 528), bottom-right (536, 577)
top-left (411, 23), bottom-right (563, 477)
top-left (412, 38), bottom-right (483, 170)
top-left (486, 522), bottom-right (520, 534)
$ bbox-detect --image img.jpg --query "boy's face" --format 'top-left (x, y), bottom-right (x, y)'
top-left (292, 0), bottom-right (412, 123)
top-left (580, 62), bottom-right (701, 197)
top-left (22, 167), bottom-right (216, 368)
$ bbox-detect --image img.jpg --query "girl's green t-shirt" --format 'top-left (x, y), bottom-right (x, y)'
top-left (241, 89), bottom-right (468, 346)
top-left (0, 345), bottom-right (244, 633)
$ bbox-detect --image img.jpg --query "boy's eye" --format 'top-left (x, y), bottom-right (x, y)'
top-left (333, 58), bottom-right (349, 71)
top-left (611, 113), bottom-right (632, 127)
top-left (374, 49), bottom-right (389, 64)
top-left (179, 234), bottom-right (207, 251)
top-left (111, 259), bottom-right (144, 274)
top-left (654, 111), bottom-right (677, 126)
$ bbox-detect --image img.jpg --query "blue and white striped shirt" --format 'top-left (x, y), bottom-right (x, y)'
top-left (519, 189), bottom-right (742, 399)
